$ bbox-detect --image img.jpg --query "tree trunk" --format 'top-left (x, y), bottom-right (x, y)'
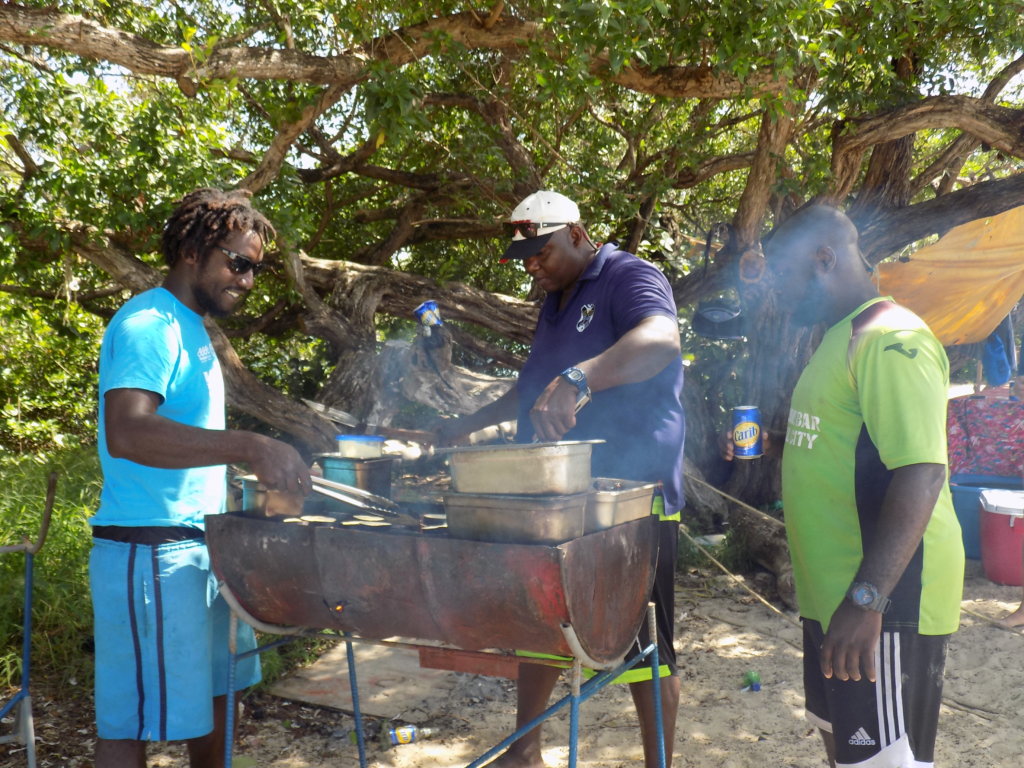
top-left (727, 499), bottom-right (796, 610)
top-left (364, 330), bottom-right (513, 428)
top-left (848, 54), bottom-right (919, 223)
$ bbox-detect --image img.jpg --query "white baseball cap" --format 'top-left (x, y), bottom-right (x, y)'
top-left (500, 191), bottom-right (581, 262)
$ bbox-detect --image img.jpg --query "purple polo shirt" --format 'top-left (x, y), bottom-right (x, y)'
top-left (516, 243), bottom-right (686, 512)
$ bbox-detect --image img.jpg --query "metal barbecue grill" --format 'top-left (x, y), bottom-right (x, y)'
top-left (207, 510), bottom-right (658, 666)
top-left (208, 444), bottom-right (667, 768)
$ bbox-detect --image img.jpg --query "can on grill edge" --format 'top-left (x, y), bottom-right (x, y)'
top-left (731, 405), bottom-right (763, 459)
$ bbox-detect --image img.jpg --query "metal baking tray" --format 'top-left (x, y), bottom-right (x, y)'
top-left (584, 478), bottom-right (658, 533)
top-left (443, 491), bottom-right (590, 545)
top-left (444, 440), bottom-right (603, 495)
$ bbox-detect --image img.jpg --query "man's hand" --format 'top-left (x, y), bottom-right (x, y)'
top-left (719, 427), bottom-right (775, 461)
top-left (719, 429), bottom-right (736, 461)
top-left (247, 434), bottom-right (311, 495)
top-left (529, 377), bottom-right (580, 442)
top-left (820, 600), bottom-right (883, 682)
top-left (431, 417), bottom-right (468, 448)
top-left (427, 387), bottom-right (519, 447)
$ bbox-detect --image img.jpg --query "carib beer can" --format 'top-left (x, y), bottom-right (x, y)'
top-left (731, 405), bottom-right (763, 459)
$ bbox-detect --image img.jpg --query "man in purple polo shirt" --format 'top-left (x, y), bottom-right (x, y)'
top-left (438, 191), bottom-right (685, 768)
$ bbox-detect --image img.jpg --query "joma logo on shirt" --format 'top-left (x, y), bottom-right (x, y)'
top-left (884, 342), bottom-right (918, 359)
top-left (786, 407), bottom-right (820, 449)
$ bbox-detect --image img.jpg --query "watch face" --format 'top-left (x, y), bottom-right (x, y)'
top-left (566, 369), bottom-right (584, 382)
top-left (851, 584), bottom-right (875, 605)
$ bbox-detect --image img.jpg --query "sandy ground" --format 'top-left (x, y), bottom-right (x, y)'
top-left (25, 558), bottom-right (1005, 768)
top-left (6, 559), bottom-right (1023, 767)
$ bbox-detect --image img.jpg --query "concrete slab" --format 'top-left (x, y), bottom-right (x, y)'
top-left (268, 641), bottom-right (459, 719)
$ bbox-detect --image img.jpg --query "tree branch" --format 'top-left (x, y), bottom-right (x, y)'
top-left (0, 6), bottom-right (789, 100)
top-left (733, 103), bottom-right (799, 245)
top-left (295, 135), bottom-right (381, 183)
top-left (859, 171), bottom-right (1024, 260)
top-left (207, 320), bottom-right (337, 453)
top-left (603, 62), bottom-right (789, 99)
top-left (910, 55), bottom-right (1024, 197)
top-left (424, 91), bottom-right (542, 192)
top-left (298, 254), bottom-right (537, 343)
top-left (4, 133), bottom-right (40, 176)
top-left (670, 152), bottom-right (755, 189)
top-left (830, 96), bottom-right (1024, 202)
top-left (241, 82), bottom-right (350, 193)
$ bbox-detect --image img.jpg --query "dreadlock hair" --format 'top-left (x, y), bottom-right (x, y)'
top-left (161, 187), bottom-right (276, 268)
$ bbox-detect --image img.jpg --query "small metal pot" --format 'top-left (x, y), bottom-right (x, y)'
top-left (240, 475), bottom-right (266, 512)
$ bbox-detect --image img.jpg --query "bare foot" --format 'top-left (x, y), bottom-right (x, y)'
top-left (490, 747), bottom-right (546, 768)
top-left (997, 606), bottom-right (1024, 628)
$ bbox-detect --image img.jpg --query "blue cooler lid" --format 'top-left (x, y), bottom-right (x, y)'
top-left (979, 489), bottom-right (1024, 516)
top-left (335, 435), bottom-right (385, 443)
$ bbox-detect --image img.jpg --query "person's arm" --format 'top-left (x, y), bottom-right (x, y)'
top-left (105, 388), bottom-right (311, 494)
top-left (819, 462), bottom-right (946, 683)
top-left (530, 314), bottom-right (679, 442)
top-left (434, 386), bottom-right (519, 446)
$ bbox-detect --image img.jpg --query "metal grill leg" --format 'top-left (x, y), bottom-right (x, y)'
top-left (0, 552), bottom-right (37, 768)
top-left (16, 696), bottom-right (36, 768)
top-left (647, 603), bottom-right (666, 768)
top-left (224, 611), bottom-right (238, 768)
top-left (0, 694), bottom-right (36, 768)
top-left (344, 636), bottom-right (368, 768)
top-left (568, 658), bottom-right (582, 768)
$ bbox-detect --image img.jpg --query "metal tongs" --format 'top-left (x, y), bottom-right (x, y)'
top-left (574, 388), bottom-right (591, 413)
top-left (309, 476), bottom-right (420, 527)
top-left (311, 475), bottom-right (398, 510)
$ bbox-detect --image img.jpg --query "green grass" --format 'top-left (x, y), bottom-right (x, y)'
top-left (254, 634), bottom-right (340, 685)
top-left (677, 526), bottom-right (755, 576)
top-left (0, 447), bottom-right (98, 690)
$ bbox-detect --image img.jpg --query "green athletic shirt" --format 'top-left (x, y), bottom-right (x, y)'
top-left (782, 296), bottom-right (964, 635)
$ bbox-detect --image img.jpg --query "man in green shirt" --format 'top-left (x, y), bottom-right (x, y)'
top-left (766, 205), bottom-right (964, 768)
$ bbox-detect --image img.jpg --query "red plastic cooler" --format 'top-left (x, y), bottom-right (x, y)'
top-left (979, 489), bottom-right (1024, 586)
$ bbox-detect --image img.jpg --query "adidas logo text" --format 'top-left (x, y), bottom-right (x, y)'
top-left (848, 727), bottom-right (876, 746)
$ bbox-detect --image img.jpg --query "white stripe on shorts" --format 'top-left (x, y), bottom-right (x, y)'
top-left (875, 632), bottom-right (905, 749)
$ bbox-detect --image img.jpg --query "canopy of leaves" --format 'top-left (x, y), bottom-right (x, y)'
top-left (1, 0), bottom-right (1023, 451)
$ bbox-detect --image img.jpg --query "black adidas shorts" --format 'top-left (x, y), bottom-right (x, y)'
top-left (802, 618), bottom-right (949, 767)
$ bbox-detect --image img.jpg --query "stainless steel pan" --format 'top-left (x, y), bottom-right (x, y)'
top-left (442, 439), bottom-right (604, 495)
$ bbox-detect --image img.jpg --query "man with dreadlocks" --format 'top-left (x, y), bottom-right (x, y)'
top-left (89, 188), bottom-right (311, 768)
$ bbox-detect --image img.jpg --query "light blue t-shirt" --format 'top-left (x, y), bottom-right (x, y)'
top-left (94, 287), bottom-right (226, 528)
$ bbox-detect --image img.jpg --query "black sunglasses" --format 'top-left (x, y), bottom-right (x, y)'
top-left (506, 221), bottom-right (571, 239)
top-left (218, 247), bottom-right (268, 276)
